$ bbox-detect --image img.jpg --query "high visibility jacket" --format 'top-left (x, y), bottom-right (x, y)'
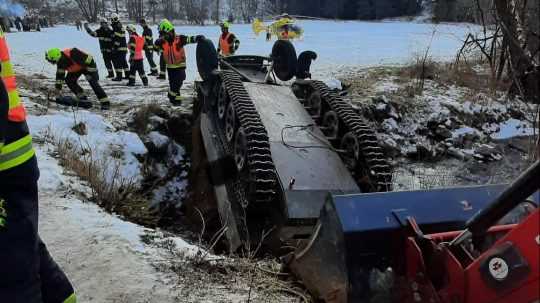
top-left (219, 33), bottom-right (232, 56)
top-left (162, 37), bottom-right (186, 68)
top-left (0, 29), bottom-right (34, 172)
top-left (55, 48), bottom-right (96, 90)
top-left (128, 34), bottom-right (145, 60)
top-left (63, 49), bottom-right (84, 73)
top-left (155, 34), bottom-right (196, 69)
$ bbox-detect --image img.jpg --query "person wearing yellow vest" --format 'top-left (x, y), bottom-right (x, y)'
top-left (45, 47), bottom-right (110, 110)
top-left (0, 28), bottom-right (77, 303)
top-left (154, 20), bottom-right (203, 105)
top-left (126, 25), bottom-right (148, 87)
top-left (217, 21), bottom-right (240, 57)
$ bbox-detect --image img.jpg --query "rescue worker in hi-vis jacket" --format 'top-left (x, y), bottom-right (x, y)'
top-left (45, 47), bottom-right (110, 110)
top-left (126, 24), bottom-right (148, 86)
top-left (154, 20), bottom-right (203, 105)
top-left (217, 21), bottom-right (240, 57)
top-left (84, 17), bottom-right (117, 78)
top-left (0, 28), bottom-right (77, 303)
top-left (139, 19), bottom-right (158, 76)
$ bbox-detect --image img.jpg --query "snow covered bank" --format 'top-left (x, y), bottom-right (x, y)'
top-left (28, 108), bottom-right (147, 184)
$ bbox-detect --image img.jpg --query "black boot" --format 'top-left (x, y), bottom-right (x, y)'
top-left (142, 77), bottom-right (148, 87)
top-left (157, 72), bottom-right (166, 80)
top-left (124, 72), bottom-right (130, 80)
top-left (127, 81), bottom-right (135, 86)
top-left (106, 72), bottom-right (115, 78)
top-left (148, 70), bottom-right (158, 76)
top-left (112, 75), bottom-right (123, 82)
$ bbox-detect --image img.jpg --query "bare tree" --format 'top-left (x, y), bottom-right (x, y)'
top-left (74, 0), bottom-right (100, 21)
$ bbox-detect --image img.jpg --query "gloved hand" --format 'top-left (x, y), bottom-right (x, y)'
top-left (195, 35), bottom-right (205, 42)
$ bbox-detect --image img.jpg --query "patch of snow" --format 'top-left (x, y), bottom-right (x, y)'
top-left (452, 126), bottom-right (481, 138)
top-left (490, 118), bottom-right (535, 140)
top-left (325, 78), bottom-right (342, 90)
top-left (147, 131), bottom-right (170, 149)
top-left (27, 109), bottom-right (147, 184)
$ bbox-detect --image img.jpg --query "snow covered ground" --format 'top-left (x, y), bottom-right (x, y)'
top-left (7, 20), bottom-right (478, 82)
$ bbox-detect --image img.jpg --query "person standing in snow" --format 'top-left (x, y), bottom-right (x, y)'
top-left (0, 28), bottom-right (77, 303)
top-left (84, 18), bottom-right (117, 78)
top-left (126, 25), bottom-right (148, 86)
top-left (156, 22), bottom-right (167, 80)
top-left (45, 47), bottom-right (110, 110)
top-left (217, 21), bottom-right (240, 57)
top-left (139, 19), bottom-right (158, 76)
top-left (110, 13), bottom-right (129, 81)
top-left (154, 20), bottom-right (203, 105)
top-left (75, 20), bottom-right (82, 31)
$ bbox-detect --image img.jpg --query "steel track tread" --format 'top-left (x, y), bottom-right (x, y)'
top-left (302, 80), bottom-right (393, 191)
top-left (219, 71), bottom-right (278, 202)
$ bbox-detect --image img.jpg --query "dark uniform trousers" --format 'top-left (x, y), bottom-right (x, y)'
top-left (66, 71), bottom-right (108, 102)
top-left (159, 52), bottom-right (166, 78)
top-left (0, 157), bottom-right (74, 302)
top-left (113, 51), bottom-right (129, 76)
top-left (128, 59), bottom-right (148, 85)
top-left (167, 67), bottom-right (186, 103)
top-left (144, 50), bottom-right (157, 73)
top-left (102, 50), bottom-right (116, 76)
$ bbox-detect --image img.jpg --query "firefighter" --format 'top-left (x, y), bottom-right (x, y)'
top-left (126, 24), bottom-right (148, 86)
top-left (156, 22), bottom-right (167, 80)
top-left (154, 20), bottom-right (203, 105)
top-left (139, 19), bottom-right (158, 76)
top-left (45, 47), bottom-right (110, 110)
top-left (110, 13), bottom-right (129, 81)
top-left (0, 28), bottom-right (76, 303)
top-left (217, 21), bottom-right (240, 57)
top-left (84, 17), bottom-right (117, 78)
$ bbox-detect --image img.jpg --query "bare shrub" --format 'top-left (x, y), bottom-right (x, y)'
top-left (45, 128), bottom-right (157, 225)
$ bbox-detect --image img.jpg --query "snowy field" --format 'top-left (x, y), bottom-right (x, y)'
top-left (7, 20), bottom-right (478, 81)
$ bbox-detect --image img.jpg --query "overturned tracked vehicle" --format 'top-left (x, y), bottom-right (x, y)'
top-left (190, 39), bottom-right (392, 251)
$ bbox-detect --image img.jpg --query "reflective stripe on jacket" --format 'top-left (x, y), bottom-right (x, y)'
top-left (0, 29), bottom-right (34, 172)
top-left (129, 34), bottom-right (145, 60)
top-left (162, 37), bottom-right (186, 68)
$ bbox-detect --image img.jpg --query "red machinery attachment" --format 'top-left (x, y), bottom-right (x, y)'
top-left (400, 160), bottom-right (539, 303)
top-left (288, 160), bottom-right (539, 303)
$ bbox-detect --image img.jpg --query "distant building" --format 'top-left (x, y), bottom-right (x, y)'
top-left (280, 0), bottom-right (422, 20)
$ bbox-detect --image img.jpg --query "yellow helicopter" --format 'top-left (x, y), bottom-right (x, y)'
top-left (252, 14), bottom-right (304, 41)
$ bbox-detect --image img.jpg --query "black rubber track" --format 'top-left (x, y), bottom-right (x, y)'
top-left (218, 71), bottom-right (278, 202)
top-left (296, 80), bottom-right (393, 192)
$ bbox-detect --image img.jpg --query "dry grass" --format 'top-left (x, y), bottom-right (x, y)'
top-left (45, 128), bottom-right (158, 226)
top-left (130, 104), bottom-right (169, 135)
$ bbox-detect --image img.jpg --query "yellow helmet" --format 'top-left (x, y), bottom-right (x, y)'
top-left (45, 48), bottom-right (61, 63)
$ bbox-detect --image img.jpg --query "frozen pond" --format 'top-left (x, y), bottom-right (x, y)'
top-left (7, 20), bottom-right (478, 81)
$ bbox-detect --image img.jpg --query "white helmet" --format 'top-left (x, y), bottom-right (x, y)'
top-left (110, 13), bottom-right (119, 21)
top-left (99, 17), bottom-right (108, 24)
top-left (126, 24), bottom-right (136, 33)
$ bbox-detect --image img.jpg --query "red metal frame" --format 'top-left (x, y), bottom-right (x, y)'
top-left (403, 209), bottom-right (539, 303)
